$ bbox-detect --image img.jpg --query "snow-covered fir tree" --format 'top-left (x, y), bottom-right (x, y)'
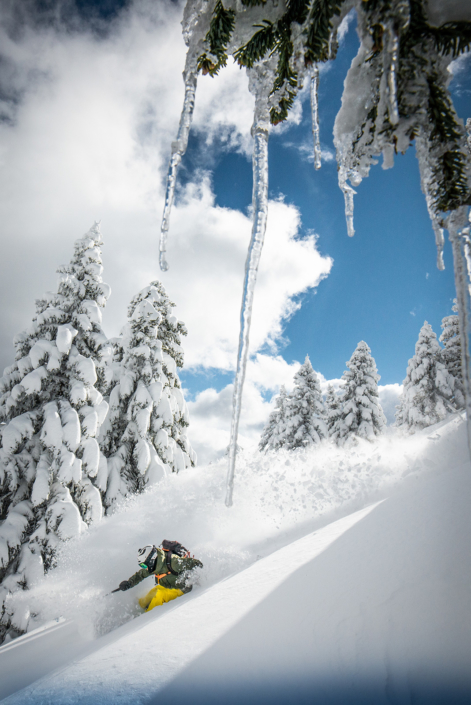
top-left (325, 384), bottom-right (342, 437)
top-left (396, 322), bottom-right (457, 433)
top-left (440, 300), bottom-right (465, 409)
top-left (259, 385), bottom-right (288, 453)
top-left (283, 357), bottom-right (327, 450)
top-left (331, 342), bottom-right (386, 446)
top-left (0, 223), bottom-right (110, 643)
top-left (99, 282), bottom-right (195, 511)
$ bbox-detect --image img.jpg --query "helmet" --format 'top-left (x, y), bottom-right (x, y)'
top-left (137, 545), bottom-right (158, 572)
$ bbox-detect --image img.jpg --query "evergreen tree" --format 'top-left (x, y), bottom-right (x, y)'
top-left (395, 321), bottom-right (457, 433)
top-left (325, 383), bottom-right (342, 437)
top-left (283, 357), bottom-right (327, 450)
top-left (331, 341), bottom-right (386, 445)
top-left (394, 391), bottom-right (406, 429)
top-left (259, 385), bottom-right (288, 452)
top-left (99, 282), bottom-right (195, 511)
top-left (440, 299), bottom-right (465, 409)
top-left (0, 223), bottom-right (110, 643)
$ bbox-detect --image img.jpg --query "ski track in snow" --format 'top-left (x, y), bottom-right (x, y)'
top-left (1, 413), bottom-right (469, 703)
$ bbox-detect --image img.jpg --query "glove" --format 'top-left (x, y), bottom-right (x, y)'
top-left (119, 580), bottom-right (132, 591)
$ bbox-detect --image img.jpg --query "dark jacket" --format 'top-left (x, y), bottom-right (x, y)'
top-left (127, 548), bottom-right (203, 593)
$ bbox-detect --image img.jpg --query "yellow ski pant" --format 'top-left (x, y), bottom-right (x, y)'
top-left (138, 584), bottom-right (184, 612)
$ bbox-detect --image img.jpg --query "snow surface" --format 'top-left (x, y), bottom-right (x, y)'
top-left (1, 413), bottom-right (470, 703)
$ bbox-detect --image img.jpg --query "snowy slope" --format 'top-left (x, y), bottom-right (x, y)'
top-left (1, 414), bottom-right (470, 703)
top-left (0, 619), bottom-right (90, 700)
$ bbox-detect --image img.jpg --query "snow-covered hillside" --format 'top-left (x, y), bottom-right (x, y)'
top-left (1, 413), bottom-right (470, 703)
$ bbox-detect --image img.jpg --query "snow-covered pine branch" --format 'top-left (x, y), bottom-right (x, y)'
top-left (325, 383), bottom-right (343, 437)
top-left (282, 356), bottom-right (328, 450)
top-left (0, 223), bottom-right (110, 643)
top-left (99, 282), bottom-right (195, 512)
top-left (395, 321), bottom-right (458, 433)
top-left (440, 299), bottom-right (465, 409)
top-left (331, 341), bottom-right (386, 446)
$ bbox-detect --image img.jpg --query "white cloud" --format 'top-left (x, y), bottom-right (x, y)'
top-left (160, 182), bottom-right (332, 369)
top-left (448, 52), bottom-right (471, 76)
top-left (187, 382), bottom-right (268, 465)
top-left (190, 56), bottom-right (254, 154)
top-left (379, 383), bottom-right (403, 425)
top-left (245, 354), bottom-right (301, 393)
top-left (319, 376), bottom-right (343, 395)
top-left (187, 353), bottom-right (303, 463)
top-left (337, 9), bottom-right (356, 44)
top-left (283, 138), bottom-right (336, 165)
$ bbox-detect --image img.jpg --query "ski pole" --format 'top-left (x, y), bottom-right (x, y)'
top-left (105, 587), bottom-right (122, 596)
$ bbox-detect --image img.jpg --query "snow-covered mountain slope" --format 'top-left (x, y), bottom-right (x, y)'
top-left (0, 619), bottom-right (90, 700)
top-left (1, 414), bottom-right (470, 703)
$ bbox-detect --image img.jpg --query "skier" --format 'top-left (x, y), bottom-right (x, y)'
top-left (115, 541), bottom-right (203, 612)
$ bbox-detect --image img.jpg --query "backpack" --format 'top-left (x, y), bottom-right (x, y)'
top-left (153, 540), bottom-right (202, 590)
top-left (160, 540), bottom-right (190, 576)
top-left (161, 540), bottom-right (190, 557)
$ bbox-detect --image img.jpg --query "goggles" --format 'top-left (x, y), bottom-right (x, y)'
top-left (138, 546), bottom-right (158, 572)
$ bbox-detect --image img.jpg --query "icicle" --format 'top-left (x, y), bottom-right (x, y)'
top-left (159, 54), bottom-right (198, 272)
top-left (386, 25), bottom-right (399, 125)
top-left (339, 169), bottom-right (356, 238)
top-left (448, 207), bottom-right (471, 460)
top-left (432, 220), bottom-right (446, 271)
top-left (226, 76), bottom-right (270, 508)
top-left (382, 144), bottom-right (395, 170)
top-left (310, 64), bottom-right (322, 170)
top-left (466, 118), bottom-right (471, 156)
top-left (416, 131), bottom-right (445, 270)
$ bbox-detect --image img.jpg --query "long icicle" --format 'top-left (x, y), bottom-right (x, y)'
top-left (159, 53), bottom-right (198, 272)
top-left (416, 131), bottom-right (445, 270)
top-left (431, 218), bottom-right (446, 271)
top-left (448, 207), bottom-right (471, 460)
top-left (339, 168), bottom-right (356, 237)
top-left (310, 64), bottom-right (322, 170)
top-left (386, 24), bottom-right (399, 125)
top-left (226, 78), bottom-right (270, 508)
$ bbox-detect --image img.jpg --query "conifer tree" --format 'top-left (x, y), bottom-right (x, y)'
top-left (259, 385), bottom-right (288, 452)
top-left (331, 341), bottom-right (386, 445)
top-left (395, 321), bottom-right (457, 433)
top-left (100, 282), bottom-right (195, 511)
top-left (325, 383), bottom-right (342, 437)
top-left (283, 357), bottom-right (327, 450)
top-left (0, 223), bottom-right (110, 643)
top-left (440, 299), bottom-right (465, 409)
